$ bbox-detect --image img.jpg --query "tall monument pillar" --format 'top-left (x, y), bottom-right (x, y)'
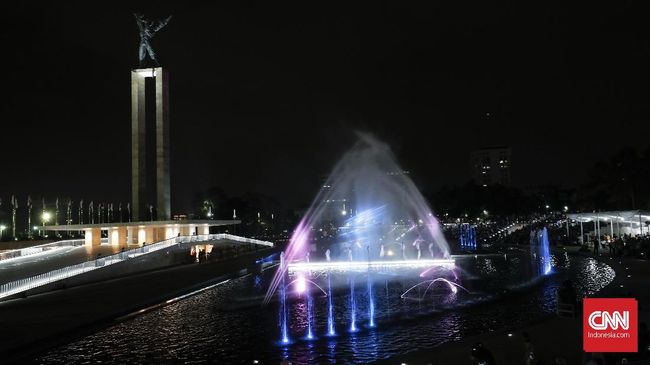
top-left (131, 67), bottom-right (171, 221)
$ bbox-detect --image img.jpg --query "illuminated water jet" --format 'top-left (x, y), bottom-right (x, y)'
top-left (459, 224), bottom-right (477, 249)
top-left (349, 276), bottom-right (357, 332)
top-left (288, 259), bottom-right (455, 274)
top-left (264, 134), bottom-right (450, 305)
top-left (327, 273), bottom-right (335, 336)
top-left (295, 275), bottom-right (307, 294)
top-left (306, 292), bottom-right (315, 340)
top-left (367, 274), bottom-right (375, 328)
top-left (539, 227), bottom-right (552, 275)
top-left (401, 278), bottom-right (469, 300)
top-left (530, 227), bottom-right (553, 276)
top-left (279, 253), bottom-right (289, 344)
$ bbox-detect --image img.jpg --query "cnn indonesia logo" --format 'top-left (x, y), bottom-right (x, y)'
top-left (588, 311), bottom-right (629, 331)
top-left (583, 298), bottom-right (637, 353)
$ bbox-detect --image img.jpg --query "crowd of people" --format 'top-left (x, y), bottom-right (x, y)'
top-left (586, 233), bottom-right (650, 259)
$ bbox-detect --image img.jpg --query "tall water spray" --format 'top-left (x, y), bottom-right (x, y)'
top-left (306, 292), bottom-right (315, 340)
top-left (530, 227), bottom-right (552, 276)
top-left (327, 273), bottom-right (335, 336)
top-left (264, 133), bottom-right (450, 305)
top-left (279, 253), bottom-right (290, 344)
top-left (539, 227), bottom-right (552, 275)
top-left (367, 274), bottom-right (375, 327)
top-left (349, 276), bottom-right (357, 332)
top-left (326, 249), bottom-right (335, 336)
top-left (366, 245), bottom-right (375, 328)
top-left (459, 224), bottom-right (476, 249)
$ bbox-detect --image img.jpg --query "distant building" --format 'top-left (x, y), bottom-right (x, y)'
top-left (471, 147), bottom-right (511, 186)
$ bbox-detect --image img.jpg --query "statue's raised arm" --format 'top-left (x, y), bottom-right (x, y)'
top-left (152, 16), bottom-right (172, 34)
top-left (133, 13), bottom-right (145, 32)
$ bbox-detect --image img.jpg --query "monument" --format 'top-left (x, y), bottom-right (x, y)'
top-left (36, 14), bottom-right (243, 247)
top-left (132, 14), bottom-right (172, 221)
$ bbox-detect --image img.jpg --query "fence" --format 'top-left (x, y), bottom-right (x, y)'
top-left (0, 239), bottom-right (107, 262)
top-left (181, 233), bottom-right (274, 247)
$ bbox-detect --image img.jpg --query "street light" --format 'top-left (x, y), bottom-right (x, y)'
top-left (0, 225), bottom-right (6, 240)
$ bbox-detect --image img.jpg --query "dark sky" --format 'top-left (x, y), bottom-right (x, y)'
top-left (1, 1), bottom-right (650, 214)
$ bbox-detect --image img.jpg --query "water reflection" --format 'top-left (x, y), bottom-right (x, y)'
top-left (39, 254), bottom-right (614, 365)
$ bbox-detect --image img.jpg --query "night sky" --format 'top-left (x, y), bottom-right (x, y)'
top-left (1, 1), bottom-right (650, 214)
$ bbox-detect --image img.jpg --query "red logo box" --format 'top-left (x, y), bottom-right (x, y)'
top-left (583, 298), bottom-right (637, 353)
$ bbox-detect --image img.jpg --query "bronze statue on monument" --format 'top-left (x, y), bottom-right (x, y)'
top-left (134, 13), bottom-right (172, 67)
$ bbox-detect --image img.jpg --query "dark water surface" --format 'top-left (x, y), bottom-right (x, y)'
top-left (37, 253), bottom-right (614, 364)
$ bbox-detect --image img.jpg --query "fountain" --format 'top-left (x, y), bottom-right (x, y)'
top-left (265, 134), bottom-right (450, 300)
top-left (349, 276), bottom-right (357, 332)
top-left (367, 274), bottom-right (375, 327)
top-left (539, 227), bottom-right (552, 275)
top-left (266, 133), bottom-right (452, 343)
top-left (459, 223), bottom-right (477, 249)
top-left (277, 252), bottom-right (330, 343)
top-left (529, 227), bottom-right (553, 276)
top-left (279, 253), bottom-right (290, 344)
top-left (327, 273), bottom-right (335, 336)
top-left (306, 291), bottom-right (315, 340)
top-left (401, 278), bottom-right (469, 300)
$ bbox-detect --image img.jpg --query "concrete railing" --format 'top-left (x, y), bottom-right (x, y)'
top-left (180, 233), bottom-right (274, 247)
top-left (0, 234), bottom-right (273, 300)
top-left (0, 239), bottom-right (108, 262)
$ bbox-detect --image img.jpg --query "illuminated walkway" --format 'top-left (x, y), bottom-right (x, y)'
top-left (0, 234), bottom-right (273, 300)
top-left (0, 244), bottom-right (121, 285)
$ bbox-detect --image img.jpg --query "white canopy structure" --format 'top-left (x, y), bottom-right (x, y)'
top-left (567, 210), bottom-right (650, 245)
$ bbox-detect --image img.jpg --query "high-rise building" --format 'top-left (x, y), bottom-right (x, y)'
top-left (471, 147), bottom-right (511, 186)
